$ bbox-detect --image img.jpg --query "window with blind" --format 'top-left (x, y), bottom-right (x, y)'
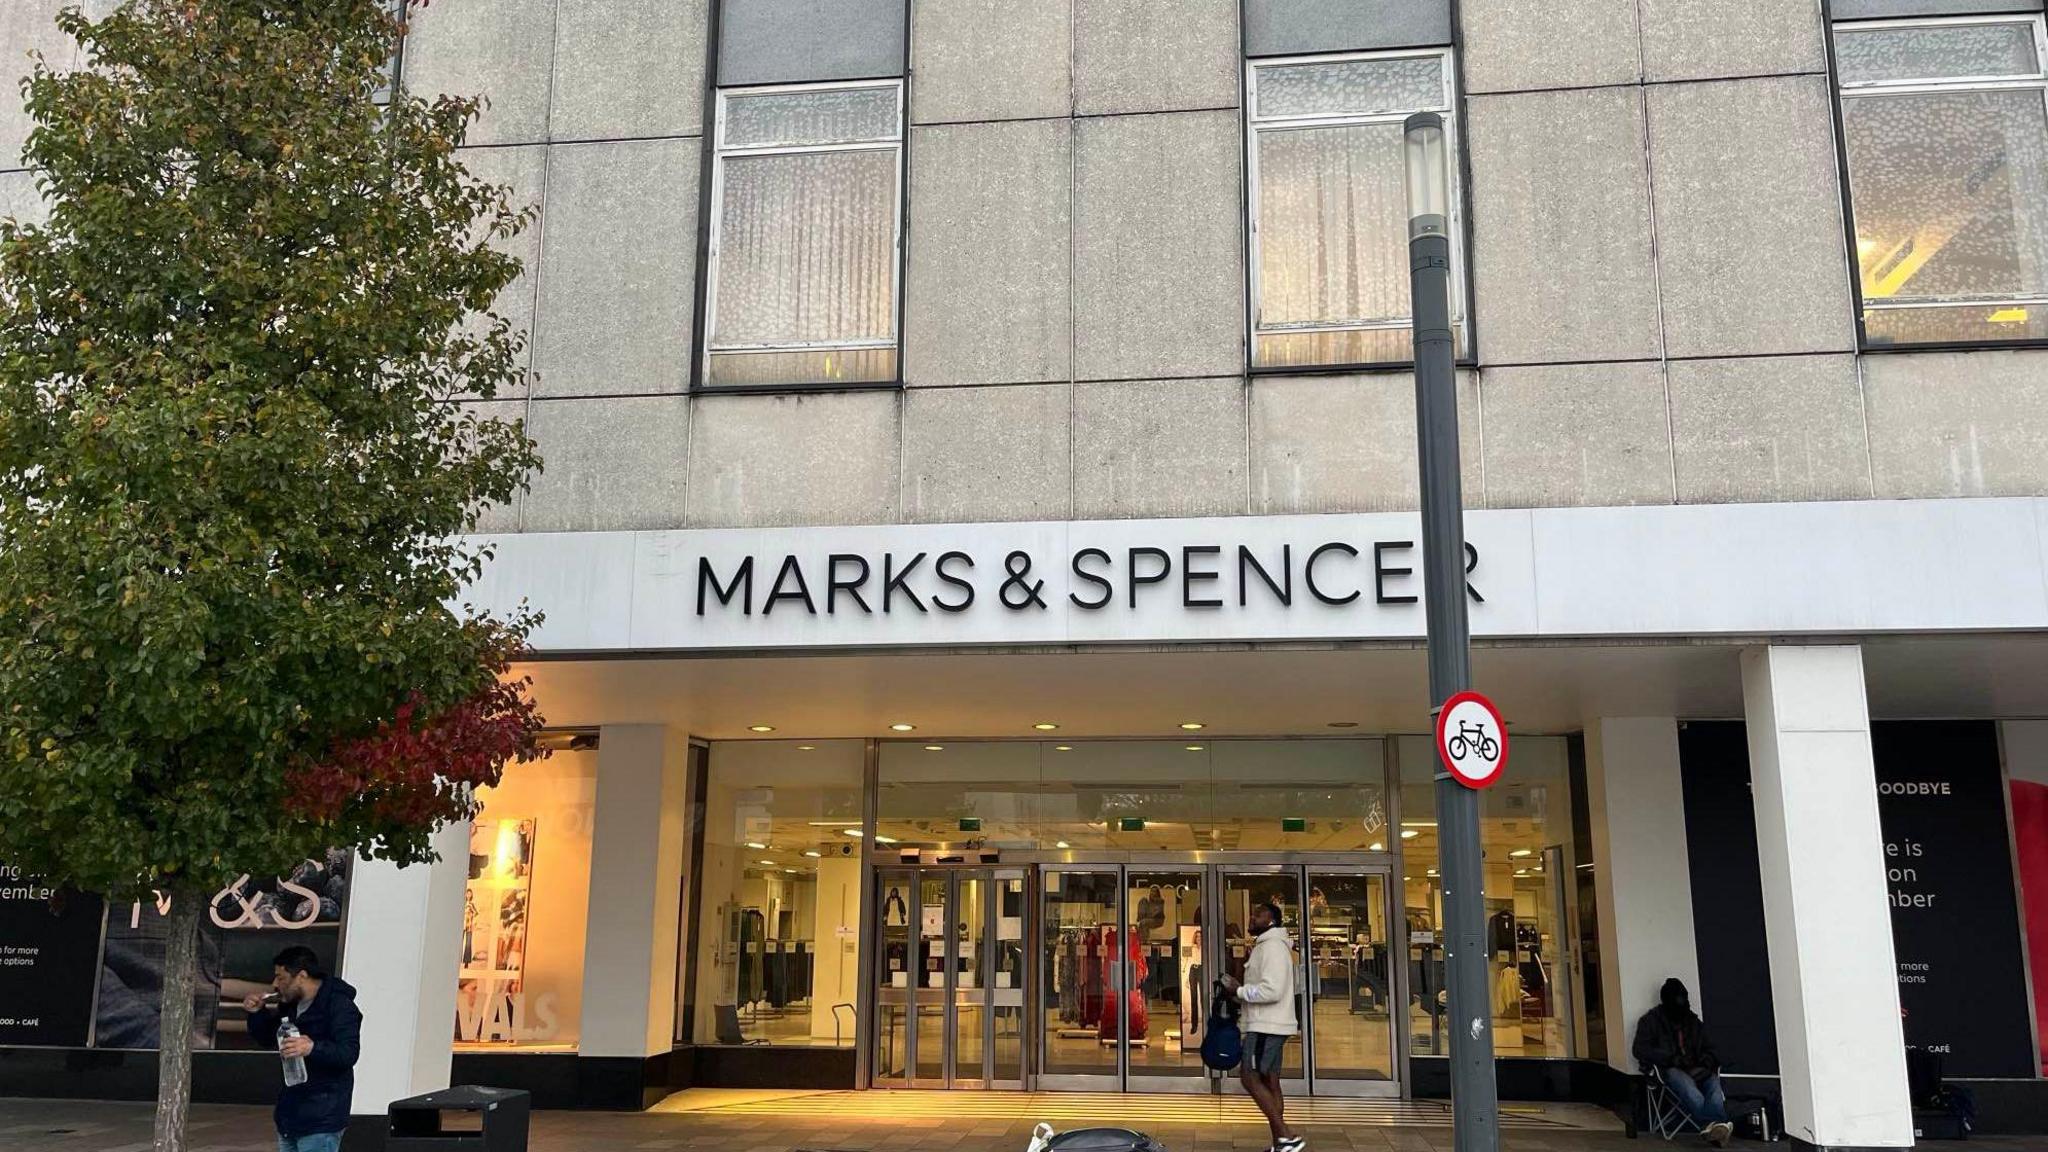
top-left (1246, 50), bottom-right (1464, 369)
top-left (703, 80), bottom-right (904, 388)
top-left (1836, 16), bottom-right (2048, 345)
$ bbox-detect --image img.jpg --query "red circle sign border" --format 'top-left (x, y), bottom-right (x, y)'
top-left (1435, 690), bottom-right (1509, 790)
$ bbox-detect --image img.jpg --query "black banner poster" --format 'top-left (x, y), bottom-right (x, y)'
top-left (0, 866), bottom-right (105, 1047)
top-left (1874, 722), bottom-right (2036, 1078)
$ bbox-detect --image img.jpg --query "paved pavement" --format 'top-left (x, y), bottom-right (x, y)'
top-left (0, 1095), bottom-right (2033, 1152)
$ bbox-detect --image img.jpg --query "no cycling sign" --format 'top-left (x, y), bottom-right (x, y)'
top-left (1435, 690), bottom-right (1508, 789)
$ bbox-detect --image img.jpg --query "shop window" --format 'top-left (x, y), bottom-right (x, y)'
top-left (1835, 17), bottom-right (2048, 344)
top-left (455, 748), bottom-right (597, 1052)
top-left (1397, 734), bottom-right (1577, 1060)
top-left (876, 739), bottom-right (1388, 853)
top-left (692, 740), bottom-right (866, 1046)
top-left (703, 80), bottom-right (904, 388)
top-left (1246, 50), bottom-right (1464, 368)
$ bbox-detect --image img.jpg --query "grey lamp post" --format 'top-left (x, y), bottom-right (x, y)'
top-left (1403, 109), bottom-right (1500, 1152)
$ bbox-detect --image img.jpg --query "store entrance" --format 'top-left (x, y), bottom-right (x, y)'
top-left (1038, 863), bottom-right (1398, 1096)
top-left (872, 867), bottom-right (1030, 1089)
top-left (869, 861), bottom-right (1398, 1094)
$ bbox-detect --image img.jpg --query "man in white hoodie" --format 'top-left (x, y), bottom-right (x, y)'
top-left (1222, 900), bottom-right (1303, 1152)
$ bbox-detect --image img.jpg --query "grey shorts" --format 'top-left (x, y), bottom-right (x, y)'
top-left (1243, 1031), bottom-right (1290, 1076)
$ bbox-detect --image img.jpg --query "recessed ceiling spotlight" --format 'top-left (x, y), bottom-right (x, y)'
top-left (757, 859), bottom-right (776, 866)
top-left (797, 744), bottom-right (817, 751)
top-left (745, 842), bottom-right (767, 850)
top-left (1054, 745), bottom-right (1073, 752)
top-left (1400, 829), bottom-right (1420, 840)
top-left (873, 834), bottom-right (899, 844)
top-left (924, 745), bottom-right (945, 752)
top-left (1034, 722), bottom-right (1060, 731)
top-left (1179, 722), bottom-right (1206, 731)
top-left (890, 723), bottom-right (915, 732)
top-left (1509, 849), bottom-right (1534, 858)
top-left (785, 868), bottom-right (798, 874)
top-left (748, 725), bottom-right (775, 733)
top-left (842, 828), bottom-right (864, 838)
top-left (1185, 744), bottom-right (1205, 752)
top-left (1055, 840), bottom-right (1070, 849)
top-left (1368, 841), bottom-right (1385, 852)
top-left (803, 850), bottom-right (822, 858)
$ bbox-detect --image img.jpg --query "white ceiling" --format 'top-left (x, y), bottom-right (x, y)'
top-left (513, 633), bottom-right (2048, 742)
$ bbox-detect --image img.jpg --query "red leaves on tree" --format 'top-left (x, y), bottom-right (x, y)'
top-left (284, 623), bottom-right (547, 829)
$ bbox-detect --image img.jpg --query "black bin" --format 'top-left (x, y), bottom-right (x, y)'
top-left (388, 1086), bottom-right (530, 1152)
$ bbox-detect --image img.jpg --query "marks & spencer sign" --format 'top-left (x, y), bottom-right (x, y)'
top-left (601, 514), bottom-right (1541, 650)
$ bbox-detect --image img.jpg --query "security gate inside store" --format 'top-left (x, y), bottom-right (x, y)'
top-left (869, 863), bottom-right (1399, 1095)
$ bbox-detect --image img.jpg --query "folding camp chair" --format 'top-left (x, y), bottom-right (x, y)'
top-left (1642, 1065), bottom-right (1706, 1141)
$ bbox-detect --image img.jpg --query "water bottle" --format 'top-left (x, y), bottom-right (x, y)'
top-left (277, 1019), bottom-right (308, 1087)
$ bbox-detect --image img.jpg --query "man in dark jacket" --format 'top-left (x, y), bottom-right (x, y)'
top-left (244, 945), bottom-right (362, 1152)
top-left (1634, 977), bottom-right (1733, 1147)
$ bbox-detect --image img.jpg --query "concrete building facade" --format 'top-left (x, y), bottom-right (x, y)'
top-left (3, 2), bottom-right (2048, 1149)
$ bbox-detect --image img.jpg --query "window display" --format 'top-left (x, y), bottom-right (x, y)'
top-left (454, 748), bottom-right (595, 1052)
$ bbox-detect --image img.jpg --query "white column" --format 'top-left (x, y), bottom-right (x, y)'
top-left (1585, 717), bottom-right (1700, 1073)
top-left (341, 819), bottom-right (469, 1117)
top-left (1741, 645), bottom-right (1912, 1149)
top-left (579, 725), bottom-right (690, 1058)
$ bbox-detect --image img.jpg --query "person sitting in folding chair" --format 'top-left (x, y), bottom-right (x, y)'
top-left (1633, 978), bottom-right (1733, 1147)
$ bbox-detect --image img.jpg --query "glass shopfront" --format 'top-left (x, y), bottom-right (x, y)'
top-left (683, 734), bottom-right (1591, 1095)
top-left (853, 736), bottom-right (1577, 1093)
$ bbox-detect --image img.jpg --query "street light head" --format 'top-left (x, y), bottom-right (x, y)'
top-left (1403, 110), bottom-right (1449, 241)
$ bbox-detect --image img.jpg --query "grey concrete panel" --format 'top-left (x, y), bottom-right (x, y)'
top-left (1072, 112), bottom-right (1245, 382)
top-left (1647, 77), bottom-right (1856, 358)
top-left (903, 384), bottom-right (1071, 523)
top-left (2, 2), bottom-right (85, 170)
top-left (403, 0), bottom-right (557, 148)
top-left (1459, 0), bottom-right (1641, 94)
top-left (1246, 0), bottom-right (1452, 57)
top-left (551, 0), bottom-right (709, 142)
top-left (523, 396), bottom-right (691, 531)
top-left (1467, 87), bottom-right (1660, 365)
top-left (686, 390), bottom-right (901, 527)
top-left (905, 120), bottom-right (1070, 387)
top-left (1834, 0), bottom-right (2041, 16)
top-left (909, 0), bottom-right (1071, 124)
top-left (1480, 362), bottom-right (1674, 508)
top-left (1073, 0), bottom-right (1239, 117)
top-left (1668, 355), bottom-right (1871, 504)
top-left (1638, 0), bottom-right (1828, 82)
top-left (1072, 378), bottom-right (1247, 519)
top-left (455, 145), bottom-right (547, 398)
top-left (0, 169), bottom-right (47, 227)
top-left (459, 400), bottom-right (528, 533)
top-left (1250, 372), bottom-right (1482, 515)
top-left (718, 0), bottom-right (906, 85)
top-left (1864, 351), bottom-right (2048, 498)
top-left (532, 139), bottom-right (699, 398)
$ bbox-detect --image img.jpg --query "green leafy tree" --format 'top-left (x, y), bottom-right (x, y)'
top-left (0, 3), bottom-right (546, 1148)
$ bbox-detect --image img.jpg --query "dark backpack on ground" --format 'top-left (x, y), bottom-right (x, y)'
top-left (1200, 979), bottom-right (1241, 1072)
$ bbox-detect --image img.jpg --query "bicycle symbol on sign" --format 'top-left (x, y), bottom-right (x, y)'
top-left (1447, 719), bottom-right (1499, 763)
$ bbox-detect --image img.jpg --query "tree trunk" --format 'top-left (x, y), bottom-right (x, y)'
top-left (152, 891), bottom-right (203, 1152)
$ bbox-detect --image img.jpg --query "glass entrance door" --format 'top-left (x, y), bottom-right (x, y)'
top-left (1305, 869), bottom-right (1398, 1094)
top-left (1038, 868), bottom-right (1122, 1090)
top-left (1125, 869), bottom-right (1207, 1091)
top-left (1220, 868), bottom-right (1308, 1096)
top-left (873, 867), bottom-right (1021, 1088)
